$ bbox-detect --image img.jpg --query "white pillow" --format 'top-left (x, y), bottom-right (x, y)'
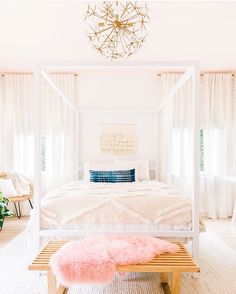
top-left (83, 162), bottom-right (113, 182)
top-left (83, 161), bottom-right (138, 182)
top-left (0, 179), bottom-right (18, 197)
top-left (114, 159), bottom-right (150, 181)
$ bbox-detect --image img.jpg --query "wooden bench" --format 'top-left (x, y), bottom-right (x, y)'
top-left (28, 241), bottom-right (200, 294)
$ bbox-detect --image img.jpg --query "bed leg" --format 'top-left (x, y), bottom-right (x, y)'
top-left (191, 236), bottom-right (200, 279)
top-left (192, 236), bottom-right (199, 261)
top-left (33, 231), bottom-right (42, 254)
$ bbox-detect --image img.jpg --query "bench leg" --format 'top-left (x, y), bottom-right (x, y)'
top-left (171, 272), bottom-right (181, 294)
top-left (160, 272), bottom-right (169, 283)
top-left (47, 271), bottom-right (69, 294)
top-left (160, 272), bottom-right (170, 294)
top-left (58, 284), bottom-right (69, 294)
top-left (160, 273), bottom-right (171, 294)
top-left (47, 271), bottom-right (57, 294)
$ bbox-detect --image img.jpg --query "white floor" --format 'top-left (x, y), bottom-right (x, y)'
top-left (204, 218), bottom-right (236, 251)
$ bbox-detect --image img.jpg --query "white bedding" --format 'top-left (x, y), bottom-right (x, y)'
top-left (39, 180), bottom-right (196, 232)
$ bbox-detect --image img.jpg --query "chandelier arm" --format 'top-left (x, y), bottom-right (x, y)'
top-left (121, 29), bottom-right (140, 49)
top-left (98, 15), bottom-right (114, 24)
top-left (96, 25), bottom-right (115, 35)
top-left (130, 2), bottom-right (143, 13)
top-left (99, 27), bottom-right (116, 50)
top-left (112, 33), bottom-right (118, 55)
top-left (121, 12), bottom-right (146, 24)
top-left (121, 21), bottom-right (140, 29)
top-left (102, 2), bottom-right (115, 18)
top-left (119, 2), bottom-right (131, 19)
top-left (122, 28), bottom-right (140, 43)
top-left (89, 26), bottom-right (102, 42)
top-left (119, 29), bottom-right (131, 51)
top-left (118, 31), bottom-right (126, 53)
top-left (92, 13), bottom-right (114, 24)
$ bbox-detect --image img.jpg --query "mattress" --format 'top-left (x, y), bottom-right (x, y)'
top-left (37, 180), bottom-right (199, 233)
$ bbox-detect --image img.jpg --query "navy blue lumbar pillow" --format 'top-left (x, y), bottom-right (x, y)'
top-left (89, 169), bottom-right (135, 183)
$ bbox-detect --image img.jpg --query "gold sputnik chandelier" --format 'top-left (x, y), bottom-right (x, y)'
top-left (85, 1), bottom-right (149, 60)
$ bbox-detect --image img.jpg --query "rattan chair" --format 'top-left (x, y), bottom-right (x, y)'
top-left (0, 172), bottom-right (33, 219)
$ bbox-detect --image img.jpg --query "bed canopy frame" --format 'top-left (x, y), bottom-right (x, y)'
top-left (33, 61), bottom-right (200, 260)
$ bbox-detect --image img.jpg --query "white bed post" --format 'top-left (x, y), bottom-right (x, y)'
top-left (154, 111), bottom-right (159, 180)
top-left (33, 65), bottom-right (42, 253)
top-left (75, 112), bottom-right (79, 180)
top-left (192, 63), bottom-right (200, 261)
top-left (75, 75), bottom-right (80, 180)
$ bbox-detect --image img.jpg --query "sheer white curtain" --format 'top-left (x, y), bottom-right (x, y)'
top-left (158, 74), bottom-right (193, 196)
top-left (0, 73), bottom-right (78, 194)
top-left (0, 74), bottom-right (34, 215)
top-left (201, 73), bottom-right (235, 218)
top-left (41, 74), bottom-right (78, 192)
top-left (0, 74), bottom-right (34, 175)
top-left (158, 73), bottom-right (235, 218)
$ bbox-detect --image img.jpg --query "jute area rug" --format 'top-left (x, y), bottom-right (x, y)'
top-left (0, 231), bottom-right (235, 294)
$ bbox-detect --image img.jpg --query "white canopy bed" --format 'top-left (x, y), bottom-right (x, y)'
top-left (32, 61), bottom-right (200, 261)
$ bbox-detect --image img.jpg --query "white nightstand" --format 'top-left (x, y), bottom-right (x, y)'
top-left (225, 177), bottom-right (236, 226)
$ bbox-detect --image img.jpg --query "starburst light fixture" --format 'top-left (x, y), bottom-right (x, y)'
top-left (85, 1), bottom-right (149, 60)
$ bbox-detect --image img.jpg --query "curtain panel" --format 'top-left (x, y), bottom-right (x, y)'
top-left (41, 74), bottom-right (78, 192)
top-left (158, 73), bottom-right (236, 219)
top-left (0, 73), bottom-right (78, 196)
top-left (201, 74), bottom-right (235, 218)
top-left (0, 74), bottom-right (34, 174)
top-left (157, 74), bottom-right (193, 197)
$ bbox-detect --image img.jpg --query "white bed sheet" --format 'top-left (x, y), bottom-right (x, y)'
top-left (37, 180), bottom-right (198, 233)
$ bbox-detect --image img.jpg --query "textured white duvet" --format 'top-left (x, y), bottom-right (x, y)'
top-left (40, 180), bottom-right (195, 231)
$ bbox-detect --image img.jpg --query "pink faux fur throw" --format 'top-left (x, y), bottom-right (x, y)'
top-left (50, 235), bottom-right (179, 286)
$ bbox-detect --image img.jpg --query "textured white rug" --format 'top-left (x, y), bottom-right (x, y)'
top-left (0, 231), bottom-right (236, 294)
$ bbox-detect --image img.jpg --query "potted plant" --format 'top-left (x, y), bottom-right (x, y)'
top-left (0, 191), bottom-right (13, 231)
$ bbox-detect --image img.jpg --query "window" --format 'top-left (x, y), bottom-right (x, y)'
top-left (40, 134), bottom-right (65, 175)
top-left (200, 129), bottom-right (205, 172)
top-left (171, 129), bottom-right (192, 177)
top-left (13, 134), bottom-right (34, 177)
top-left (41, 136), bottom-right (46, 172)
top-left (171, 129), bottom-right (205, 175)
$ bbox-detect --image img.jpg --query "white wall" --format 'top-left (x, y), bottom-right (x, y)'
top-left (78, 69), bottom-right (158, 109)
top-left (77, 69), bottom-right (160, 173)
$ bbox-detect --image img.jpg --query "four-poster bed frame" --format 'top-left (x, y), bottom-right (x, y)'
top-left (33, 61), bottom-right (200, 260)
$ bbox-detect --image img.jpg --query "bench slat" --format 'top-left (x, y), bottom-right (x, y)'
top-left (28, 241), bottom-right (200, 273)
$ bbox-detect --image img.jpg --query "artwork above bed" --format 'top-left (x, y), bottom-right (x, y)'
top-left (100, 123), bottom-right (137, 155)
